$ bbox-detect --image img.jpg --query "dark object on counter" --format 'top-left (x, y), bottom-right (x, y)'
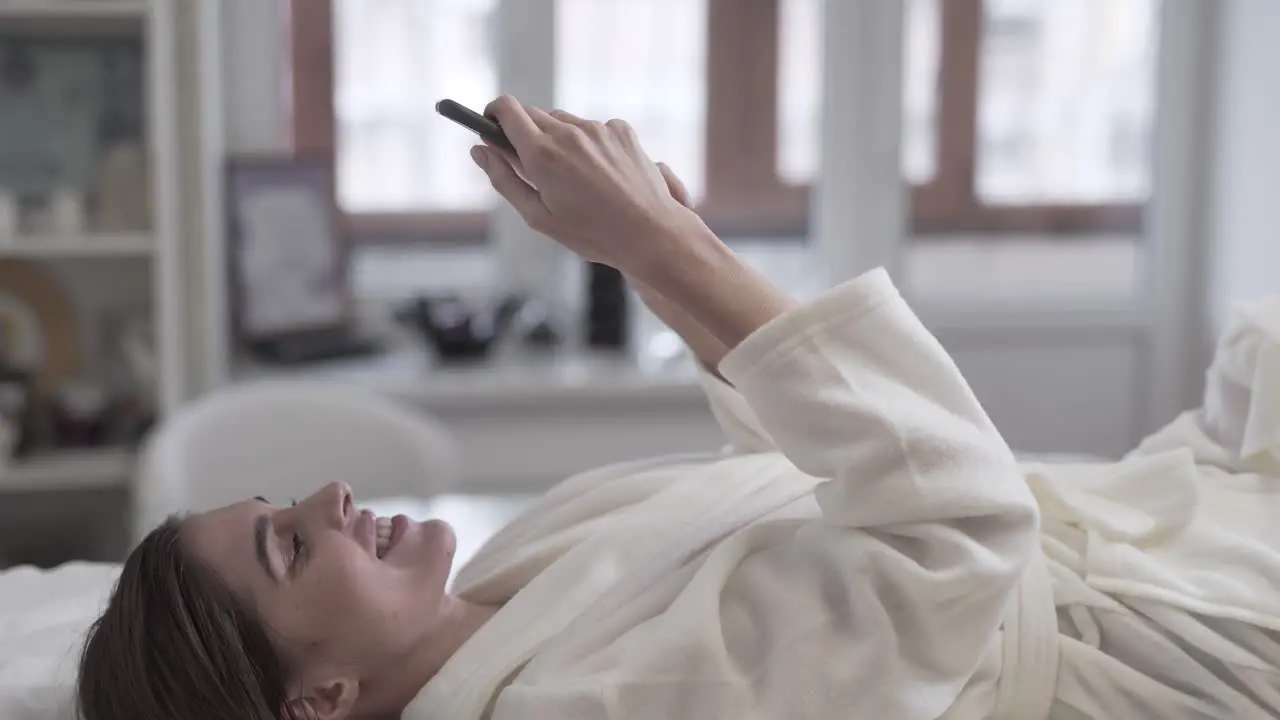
top-left (585, 262), bottom-right (628, 350)
top-left (247, 329), bottom-right (383, 366)
top-left (50, 382), bottom-right (110, 448)
top-left (510, 299), bottom-right (562, 349)
top-left (100, 394), bottom-right (156, 447)
top-left (525, 318), bottom-right (562, 348)
top-left (395, 294), bottom-right (523, 362)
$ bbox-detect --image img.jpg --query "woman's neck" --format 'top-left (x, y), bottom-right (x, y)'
top-left (364, 598), bottom-right (500, 718)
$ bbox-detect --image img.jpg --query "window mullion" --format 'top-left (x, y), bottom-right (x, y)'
top-left (812, 0), bottom-right (908, 281)
top-left (490, 0), bottom-right (579, 324)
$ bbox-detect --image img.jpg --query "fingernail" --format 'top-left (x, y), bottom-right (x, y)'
top-left (471, 146), bottom-right (488, 169)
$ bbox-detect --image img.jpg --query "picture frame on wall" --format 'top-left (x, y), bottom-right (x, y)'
top-left (225, 155), bottom-right (352, 349)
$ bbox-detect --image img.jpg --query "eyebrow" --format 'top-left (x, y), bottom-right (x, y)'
top-left (253, 497), bottom-right (278, 583)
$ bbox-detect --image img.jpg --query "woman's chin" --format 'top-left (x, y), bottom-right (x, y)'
top-left (385, 517), bottom-right (456, 576)
top-left (421, 518), bottom-right (457, 562)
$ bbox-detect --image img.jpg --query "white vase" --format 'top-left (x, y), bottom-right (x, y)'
top-left (48, 188), bottom-right (86, 236)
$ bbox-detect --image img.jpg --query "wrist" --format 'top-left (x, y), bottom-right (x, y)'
top-left (621, 270), bottom-right (650, 295)
top-left (637, 227), bottom-right (798, 350)
top-left (629, 218), bottom-right (737, 295)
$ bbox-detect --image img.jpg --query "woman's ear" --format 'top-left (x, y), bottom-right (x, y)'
top-left (285, 676), bottom-right (358, 720)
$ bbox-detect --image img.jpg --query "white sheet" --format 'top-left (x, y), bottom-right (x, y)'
top-left (0, 563), bottom-right (119, 720)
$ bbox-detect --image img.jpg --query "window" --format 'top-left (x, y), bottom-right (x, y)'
top-left (556, 0), bottom-right (709, 200)
top-left (778, 0), bottom-right (941, 185)
top-left (291, 0), bottom-right (1159, 242)
top-left (332, 0), bottom-right (497, 213)
top-left (974, 0), bottom-right (1158, 204)
top-left (291, 0), bottom-right (497, 241)
top-left (772, 0), bottom-right (1158, 234)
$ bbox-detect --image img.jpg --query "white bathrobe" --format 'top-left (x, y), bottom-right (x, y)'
top-left (406, 268), bottom-right (1042, 719)
top-left (1021, 295), bottom-right (1280, 719)
top-left (404, 270), bottom-right (1280, 720)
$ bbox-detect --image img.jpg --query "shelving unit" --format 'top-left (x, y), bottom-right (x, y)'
top-left (0, 234), bottom-right (154, 258)
top-left (0, 0), bottom-right (186, 496)
top-left (0, 447), bottom-right (135, 493)
top-left (0, 0), bottom-right (149, 20)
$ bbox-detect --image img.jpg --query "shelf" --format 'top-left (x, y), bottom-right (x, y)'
top-left (0, 446), bottom-right (135, 493)
top-left (0, 0), bottom-right (149, 20)
top-left (0, 234), bottom-right (153, 259)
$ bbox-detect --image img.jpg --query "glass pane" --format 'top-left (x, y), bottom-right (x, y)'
top-left (976, 0), bottom-right (1161, 203)
top-left (907, 0), bottom-right (1160, 303)
top-left (556, 0), bottom-right (709, 200)
top-left (333, 0), bottom-right (499, 212)
top-left (777, 0), bottom-right (940, 185)
top-left (776, 0), bottom-right (820, 185)
top-left (902, 0), bottom-right (942, 183)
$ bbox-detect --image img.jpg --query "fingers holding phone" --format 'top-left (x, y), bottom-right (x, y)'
top-left (458, 96), bottom-right (706, 276)
top-left (482, 96), bottom-right (549, 152)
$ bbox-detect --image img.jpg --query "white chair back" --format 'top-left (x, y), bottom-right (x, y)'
top-left (132, 380), bottom-right (459, 545)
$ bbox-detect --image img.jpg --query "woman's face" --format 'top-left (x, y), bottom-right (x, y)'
top-left (182, 481), bottom-right (457, 716)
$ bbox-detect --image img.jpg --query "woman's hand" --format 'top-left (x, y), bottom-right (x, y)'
top-left (471, 96), bottom-right (711, 280)
top-left (474, 96), bottom-right (799, 351)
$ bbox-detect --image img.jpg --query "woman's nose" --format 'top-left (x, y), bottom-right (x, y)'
top-left (316, 481), bottom-right (354, 528)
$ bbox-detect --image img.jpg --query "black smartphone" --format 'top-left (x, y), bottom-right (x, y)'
top-left (435, 99), bottom-right (515, 154)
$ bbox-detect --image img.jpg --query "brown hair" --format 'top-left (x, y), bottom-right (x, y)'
top-left (77, 517), bottom-right (302, 720)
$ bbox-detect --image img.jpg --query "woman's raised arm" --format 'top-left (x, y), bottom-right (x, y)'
top-left (472, 98), bottom-right (1040, 719)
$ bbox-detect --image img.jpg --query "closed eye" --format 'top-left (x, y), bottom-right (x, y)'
top-left (287, 499), bottom-right (306, 571)
top-left (290, 533), bottom-right (305, 568)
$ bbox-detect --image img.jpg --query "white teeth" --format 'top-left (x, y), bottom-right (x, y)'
top-left (375, 517), bottom-right (392, 558)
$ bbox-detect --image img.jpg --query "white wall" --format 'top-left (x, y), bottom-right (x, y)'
top-left (1208, 0), bottom-right (1280, 334)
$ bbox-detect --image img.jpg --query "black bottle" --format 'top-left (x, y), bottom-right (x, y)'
top-left (584, 262), bottom-right (628, 350)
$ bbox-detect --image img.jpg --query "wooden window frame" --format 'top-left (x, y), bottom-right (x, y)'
top-left (288, 0), bottom-right (488, 244)
top-left (290, 0), bottom-right (1142, 244)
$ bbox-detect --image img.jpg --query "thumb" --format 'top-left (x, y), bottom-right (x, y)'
top-left (657, 162), bottom-right (693, 209)
top-left (473, 146), bottom-right (549, 228)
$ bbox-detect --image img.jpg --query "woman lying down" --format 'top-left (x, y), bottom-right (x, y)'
top-left (78, 97), bottom-right (1278, 720)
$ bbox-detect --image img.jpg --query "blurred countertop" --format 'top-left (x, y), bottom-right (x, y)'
top-left (233, 340), bottom-right (709, 410)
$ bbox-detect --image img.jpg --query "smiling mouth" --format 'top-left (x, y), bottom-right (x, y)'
top-left (375, 517), bottom-right (392, 559)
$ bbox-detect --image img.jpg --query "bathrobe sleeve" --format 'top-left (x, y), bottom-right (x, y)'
top-left (492, 268), bottom-right (1041, 720)
top-left (712, 267), bottom-right (1040, 718)
top-left (695, 366), bottom-right (778, 453)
